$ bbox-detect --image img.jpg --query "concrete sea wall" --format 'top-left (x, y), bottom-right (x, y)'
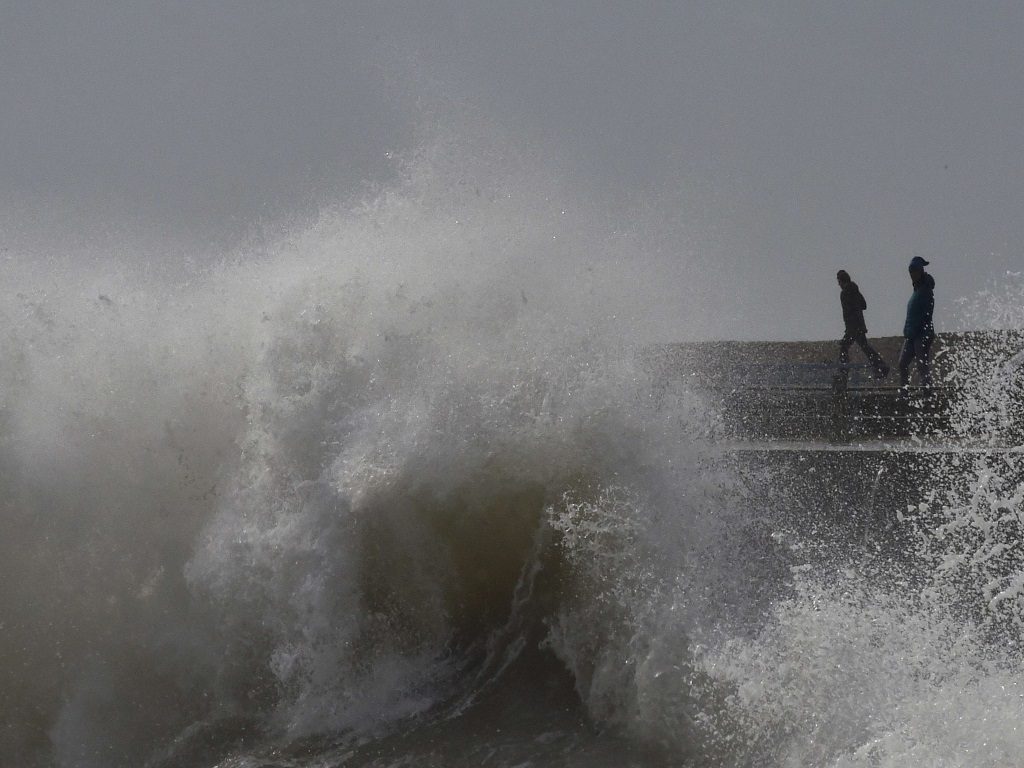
top-left (649, 331), bottom-right (1024, 443)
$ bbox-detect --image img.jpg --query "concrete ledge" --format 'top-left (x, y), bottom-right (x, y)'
top-left (648, 331), bottom-right (1024, 442)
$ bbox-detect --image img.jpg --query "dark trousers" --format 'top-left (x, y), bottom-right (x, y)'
top-left (898, 334), bottom-right (933, 387)
top-left (839, 330), bottom-right (887, 375)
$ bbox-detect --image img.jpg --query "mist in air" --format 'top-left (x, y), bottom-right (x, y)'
top-left (3, 2), bottom-right (1023, 339)
top-left (2, 5), bottom-right (1024, 768)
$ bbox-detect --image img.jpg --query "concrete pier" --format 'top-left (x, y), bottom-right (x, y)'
top-left (649, 331), bottom-right (1023, 444)
top-left (647, 331), bottom-right (1023, 553)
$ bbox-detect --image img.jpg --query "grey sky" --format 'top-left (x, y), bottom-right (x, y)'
top-left (2, 2), bottom-right (1022, 340)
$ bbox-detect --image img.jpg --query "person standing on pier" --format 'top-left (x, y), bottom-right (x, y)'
top-left (899, 256), bottom-right (936, 388)
top-left (836, 270), bottom-right (889, 379)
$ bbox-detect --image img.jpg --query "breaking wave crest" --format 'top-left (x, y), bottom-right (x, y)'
top-left (0, 142), bottom-right (732, 767)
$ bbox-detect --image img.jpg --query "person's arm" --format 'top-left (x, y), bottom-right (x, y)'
top-left (840, 287), bottom-right (857, 319)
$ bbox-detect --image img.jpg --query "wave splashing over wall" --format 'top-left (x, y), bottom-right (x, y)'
top-left (0, 140), bottom-right (738, 767)
top-left (4, 134), bottom-right (1024, 767)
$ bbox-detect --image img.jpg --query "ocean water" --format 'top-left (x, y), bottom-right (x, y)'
top-left (1, 147), bottom-right (1023, 767)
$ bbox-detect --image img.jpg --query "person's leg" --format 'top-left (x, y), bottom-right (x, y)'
top-left (915, 335), bottom-right (933, 388)
top-left (838, 332), bottom-right (853, 367)
top-left (898, 339), bottom-right (915, 386)
top-left (855, 333), bottom-right (889, 377)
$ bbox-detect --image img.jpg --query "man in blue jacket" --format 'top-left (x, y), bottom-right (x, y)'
top-left (898, 256), bottom-right (935, 388)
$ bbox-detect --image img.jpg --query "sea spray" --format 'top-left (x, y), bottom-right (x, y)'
top-left (908, 273), bottom-right (1024, 642)
top-left (682, 275), bottom-right (1024, 766)
top-left (696, 568), bottom-right (1024, 767)
top-left (184, 271), bottom-right (713, 743)
top-left (0, 134), bottom-right (728, 767)
top-left (6, 128), bottom-right (1023, 768)
top-left (0, 259), bottom-right (253, 767)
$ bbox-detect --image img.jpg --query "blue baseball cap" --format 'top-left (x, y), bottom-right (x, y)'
top-left (908, 256), bottom-right (930, 271)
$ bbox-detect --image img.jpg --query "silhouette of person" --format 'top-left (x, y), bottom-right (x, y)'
top-left (836, 270), bottom-right (889, 379)
top-left (898, 256), bottom-right (935, 388)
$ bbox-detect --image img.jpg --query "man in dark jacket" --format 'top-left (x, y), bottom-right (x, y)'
top-left (837, 270), bottom-right (889, 378)
top-left (898, 256), bottom-right (935, 388)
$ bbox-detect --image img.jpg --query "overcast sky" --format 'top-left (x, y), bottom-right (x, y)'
top-left (2, 2), bottom-right (1022, 340)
